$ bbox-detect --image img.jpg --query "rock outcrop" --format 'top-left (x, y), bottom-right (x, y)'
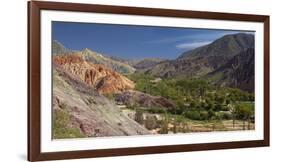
top-left (115, 90), bottom-right (176, 110)
top-left (53, 54), bottom-right (135, 94)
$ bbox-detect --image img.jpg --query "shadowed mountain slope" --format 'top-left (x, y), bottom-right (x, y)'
top-left (206, 48), bottom-right (255, 92)
top-left (143, 33), bottom-right (255, 92)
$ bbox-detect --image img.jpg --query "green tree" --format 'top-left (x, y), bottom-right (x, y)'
top-left (236, 103), bottom-right (254, 130)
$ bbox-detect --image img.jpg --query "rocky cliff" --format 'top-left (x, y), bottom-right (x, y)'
top-left (53, 54), bottom-right (135, 94)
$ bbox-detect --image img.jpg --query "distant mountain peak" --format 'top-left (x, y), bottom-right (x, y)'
top-left (81, 48), bottom-right (105, 58)
top-left (178, 33), bottom-right (254, 59)
top-left (82, 48), bottom-right (92, 53)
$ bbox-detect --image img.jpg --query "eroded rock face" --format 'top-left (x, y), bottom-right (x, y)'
top-left (53, 54), bottom-right (135, 94)
top-left (116, 90), bottom-right (176, 110)
top-left (53, 65), bottom-right (150, 138)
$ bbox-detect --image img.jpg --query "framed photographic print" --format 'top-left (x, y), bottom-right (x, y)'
top-left (28, 1), bottom-right (270, 161)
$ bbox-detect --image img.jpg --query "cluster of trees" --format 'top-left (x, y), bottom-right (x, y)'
top-left (128, 73), bottom-right (255, 125)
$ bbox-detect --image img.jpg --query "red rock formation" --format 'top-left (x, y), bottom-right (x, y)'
top-left (53, 54), bottom-right (135, 94)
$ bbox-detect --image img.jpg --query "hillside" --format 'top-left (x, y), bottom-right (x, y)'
top-left (77, 48), bottom-right (136, 74)
top-left (133, 58), bottom-right (166, 70)
top-left (143, 56), bottom-right (230, 78)
top-left (52, 40), bottom-right (136, 74)
top-left (143, 33), bottom-right (255, 91)
top-left (116, 90), bottom-right (176, 110)
top-left (53, 54), bottom-right (135, 94)
top-left (178, 33), bottom-right (254, 59)
top-left (206, 48), bottom-right (255, 92)
top-left (53, 63), bottom-right (150, 138)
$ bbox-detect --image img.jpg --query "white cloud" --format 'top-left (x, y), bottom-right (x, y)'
top-left (176, 41), bottom-right (212, 49)
top-left (145, 31), bottom-right (254, 45)
top-left (145, 35), bottom-right (191, 44)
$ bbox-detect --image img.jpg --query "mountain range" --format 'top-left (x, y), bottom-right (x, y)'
top-left (53, 40), bottom-right (136, 74)
top-left (143, 33), bottom-right (254, 92)
top-left (53, 33), bottom-right (254, 93)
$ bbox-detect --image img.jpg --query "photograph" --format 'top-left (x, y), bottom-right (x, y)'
top-left (26, 1), bottom-right (270, 161)
top-left (52, 22), bottom-right (255, 139)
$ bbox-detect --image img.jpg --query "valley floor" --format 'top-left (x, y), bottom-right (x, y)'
top-left (121, 107), bottom-right (255, 135)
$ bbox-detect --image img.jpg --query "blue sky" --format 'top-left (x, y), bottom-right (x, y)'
top-left (52, 21), bottom-right (253, 60)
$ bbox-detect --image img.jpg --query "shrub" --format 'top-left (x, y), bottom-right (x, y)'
top-left (208, 109), bottom-right (216, 119)
top-left (184, 110), bottom-right (201, 120)
top-left (217, 104), bottom-right (229, 111)
top-left (199, 111), bottom-right (209, 120)
top-left (218, 112), bottom-right (232, 120)
top-left (53, 110), bottom-right (85, 139)
top-left (235, 102), bottom-right (254, 120)
top-left (214, 103), bottom-right (223, 111)
top-left (205, 101), bottom-right (215, 111)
